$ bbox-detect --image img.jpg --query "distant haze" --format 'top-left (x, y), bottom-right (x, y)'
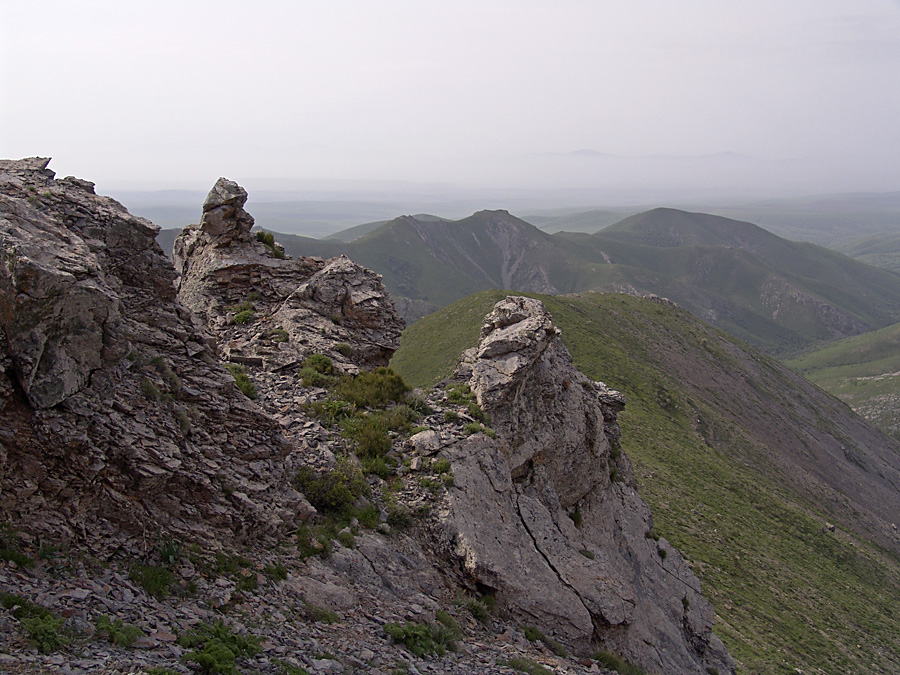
top-left (2, 1), bottom-right (899, 200)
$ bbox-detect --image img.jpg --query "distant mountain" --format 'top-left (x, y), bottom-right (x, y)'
top-left (324, 213), bottom-right (451, 242)
top-left (392, 290), bottom-right (900, 674)
top-left (521, 208), bottom-right (625, 234)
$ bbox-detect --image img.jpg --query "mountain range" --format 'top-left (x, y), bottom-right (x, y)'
top-left (251, 207), bottom-right (900, 356)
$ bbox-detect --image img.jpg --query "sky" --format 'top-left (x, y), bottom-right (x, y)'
top-left (2, 0), bottom-right (899, 199)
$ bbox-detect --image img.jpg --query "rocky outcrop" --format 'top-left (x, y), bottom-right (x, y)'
top-left (442, 296), bottom-right (733, 675)
top-left (173, 178), bottom-right (404, 372)
top-left (0, 159), bottom-right (309, 554)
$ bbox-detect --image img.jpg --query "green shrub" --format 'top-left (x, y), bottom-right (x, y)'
top-left (335, 368), bottom-right (410, 408)
top-left (465, 598), bottom-right (490, 624)
top-left (446, 384), bottom-right (473, 404)
top-left (580, 549), bottom-right (596, 559)
top-left (178, 620), bottom-right (261, 675)
top-left (267, 328), bottom-right (289, 342)
top-left (304, 353), bottom-right (333, 374)
top-left (432, 458), bottom-right (451, 474)
top-left (434, 609), bottom-right (461, 638)
top-left (140, 377), bottom-right (162, 402)
top-left (22, 614), bottom-right (69, 653)
top-left (129, 563), bottom-right (175, 599)
top-left (256, 230), bottom-right (275, 247)
top-left (304, 397), bottom-right (354, 426)
top-left (95, 615), bottom-right (144, 647)
top-left (303, 602), bottom-right (339, 624)
top-left (384, 620), bottom-right (457, 656)
top-left (224, 363), bottom-right (257, 399)
top-left (295, 458), bottom-right (368, 515)
top-left (335, 343), bottom-right (353, 357)
top-left (444, 410), bottom-right (460, 423)
top-left (342, 414), bottom-right (391, 458)
top-left (233, 309), bottom-right (254, 325)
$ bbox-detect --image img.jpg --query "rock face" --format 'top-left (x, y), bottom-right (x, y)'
top-left (173, 178), bottom-right (404, 372)
top-left (0, 159), bottom-right (309, 554)
top-left (443, 296), bottom-right (733, 675)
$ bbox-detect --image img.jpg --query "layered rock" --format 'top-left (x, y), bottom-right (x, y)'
top-left (442, 296), bottom-right (733, 675)
top-left (0, 159), bottom-right (309, 554)
top-left (173, 178), bottom-right (404, 372)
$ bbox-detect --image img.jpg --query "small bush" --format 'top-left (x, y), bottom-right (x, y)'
top-left (580, 549), bottom-right (596, 559)
top-left (178, 620), bottom-right (261, 675)
top-left (568, 509), bottom-right (583, 528)
top-left (233, 309), bottom-right (254, 325)
top-left (465, 598), bottom-right (490, 624)
top-left (304, 353), bottom-right (333, 374)
top-left (224, 363), bottom-right (258, 399)
top-left (129, 563), bottom-right (175, 599)
top-left (384, 620), bottom-right (457, 656)
top-left (432, 458), bottom-right (451, 474)
top-left (256, 230), bottom-right (275, 247)
top-left (21, 614), bottom-right (69, 653)
top-left (335, 343), bottom-right (353, 357)
top-left (267, 328), bottom-right (289, 342)
top-left (140, 377), bottom-right (162, 402)
top-left (1, 591), bottom-right (51, 620)
top-left (444, 410), bottom-right (459, 423)
top-left (303, 602), bottom-right (339, 624)
top-left (335, 368), bottom-right (410, 408)
top-left (342, 414), bottom-right (391, 458)
top-left (304, 397), bottom-right (354, 426)
top-left (446, 384), bottom-right (473, 404)
top-left (95, 615), bottom-right (144, 647)
top-left (295, 458), bottom-right (368, 515)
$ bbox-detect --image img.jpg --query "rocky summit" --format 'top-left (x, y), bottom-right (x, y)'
top-left (0, 160), bottom-right (732, 674)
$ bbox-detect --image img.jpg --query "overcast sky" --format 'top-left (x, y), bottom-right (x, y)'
top-left (2, 0), bottom-right (899, 198)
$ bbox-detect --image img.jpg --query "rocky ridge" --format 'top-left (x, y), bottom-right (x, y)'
top-left (0, 161), bottom-right (731, 675)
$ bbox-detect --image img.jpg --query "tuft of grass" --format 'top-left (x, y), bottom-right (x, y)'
top-left (334, 367), bottom-right (410, 408)
top-left (522, 625), bottom-right (567, 657)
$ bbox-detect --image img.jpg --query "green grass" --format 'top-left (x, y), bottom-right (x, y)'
top-left (787, 320), bottom-right (900, 440)
top-left (393, 290), bottom-right (900, 674)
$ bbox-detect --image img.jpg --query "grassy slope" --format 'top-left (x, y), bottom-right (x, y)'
top-left (787, 321), bottom-right (900, 442)
top-left (392, 291), bottom-right (900, 675)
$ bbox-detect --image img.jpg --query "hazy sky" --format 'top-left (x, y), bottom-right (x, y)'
top-left (2, 0), bottom-right (899, 197)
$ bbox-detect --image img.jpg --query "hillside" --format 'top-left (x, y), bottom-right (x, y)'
top-left (787, 321), bottom-right (900, 442)
top-left (393, 290), bottom-right (900, 675)
top-left (832, 231), bottom-right (900, 273)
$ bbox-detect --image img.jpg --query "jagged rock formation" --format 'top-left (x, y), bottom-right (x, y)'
top-left (0, 161), bottom-right (732, 675)
top-left (0, 158), bottom-right (308, 554)
top-left (443, 296), bottom-right (733, 675)
top-left (173, 178), bottom-right (404, 372)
